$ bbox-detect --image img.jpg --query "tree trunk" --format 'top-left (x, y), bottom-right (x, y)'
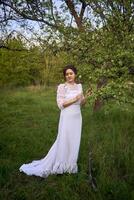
top-left (93, 77), bottom-right (108, 112)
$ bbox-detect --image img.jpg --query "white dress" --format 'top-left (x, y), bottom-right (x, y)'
top-left (19, 83), bottom-right (83, 178)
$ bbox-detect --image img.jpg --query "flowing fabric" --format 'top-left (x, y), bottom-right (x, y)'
top-left (19, 83), bottom-right (83, 178)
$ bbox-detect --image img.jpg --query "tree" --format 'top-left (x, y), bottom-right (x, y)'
top-left (0, 0), bottom-right (133, 107)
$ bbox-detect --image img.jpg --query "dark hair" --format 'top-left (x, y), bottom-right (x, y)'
top-left (63, 64), bottom-right (77, 77)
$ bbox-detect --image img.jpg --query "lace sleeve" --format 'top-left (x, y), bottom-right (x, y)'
top-left (56, 84), bottom-right (65, 110)
top-left (79, 83), bottom-right (84, 101)
top-left (79, 83), bottom-right (83, 93)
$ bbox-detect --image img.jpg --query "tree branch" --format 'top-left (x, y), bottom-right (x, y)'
top-left (79, 1), bottom-right (87, 21)
top-left (65, 0), bottom-right (84, 30)
top-left (50, 0), bottom-right (58, 27)
top-left (0, 0), bottom-right (58, 28)
top-left (0, 45), bottom-right (28, 51)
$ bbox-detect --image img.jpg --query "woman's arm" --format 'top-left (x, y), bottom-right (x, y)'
top-left (63, 93), bottom-right (82, 108)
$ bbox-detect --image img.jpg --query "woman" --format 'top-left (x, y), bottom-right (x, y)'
top-left (19, 65), bottom-right (86, 178)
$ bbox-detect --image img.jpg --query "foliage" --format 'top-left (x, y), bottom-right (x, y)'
top-left (0, 36), bottom-right (62, 87)
top-left (0, 0), bottom-right (134, 105)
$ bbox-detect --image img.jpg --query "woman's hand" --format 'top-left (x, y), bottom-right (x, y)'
top-left (75, 93), bottom-right (83, 101)
top-left (75, 93), bottom-right (86, 105)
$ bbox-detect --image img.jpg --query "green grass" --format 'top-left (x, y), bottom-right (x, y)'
top-left (0, 85), bottom-right (134, 200)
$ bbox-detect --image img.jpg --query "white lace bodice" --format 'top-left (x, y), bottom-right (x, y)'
top-left (57, 83), bottom-right (83, 110)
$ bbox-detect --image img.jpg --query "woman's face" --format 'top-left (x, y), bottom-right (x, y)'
top-left (65, 69), bottom-right (76, 83)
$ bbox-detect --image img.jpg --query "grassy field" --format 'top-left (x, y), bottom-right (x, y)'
top-left (0, 85), bottom-right (134, 200)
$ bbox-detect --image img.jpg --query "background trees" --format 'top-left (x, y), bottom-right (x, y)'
top-left (0, 0), bottom-right (133, 107)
